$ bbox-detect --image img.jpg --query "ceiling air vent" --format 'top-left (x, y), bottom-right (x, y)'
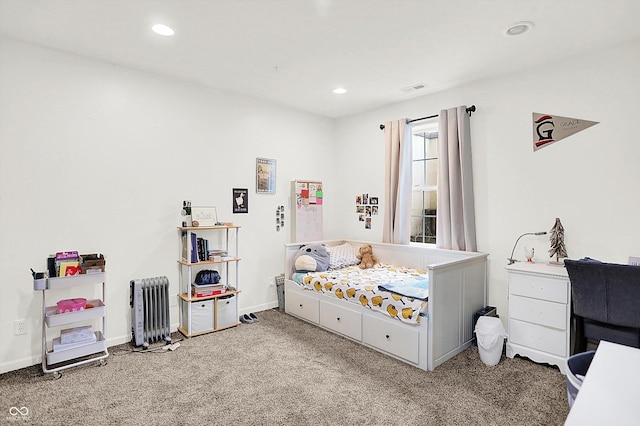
top-left (400, 83), bottom-right (428, 93)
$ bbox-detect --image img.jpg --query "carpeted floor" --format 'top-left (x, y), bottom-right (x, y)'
top-left (0, 309), bottom-right (569, 425)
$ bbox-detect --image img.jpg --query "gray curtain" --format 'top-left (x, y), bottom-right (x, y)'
top-left (436, 106), bottom-right (477, 251)
top-left (382, 119), bottom-right (412, 244)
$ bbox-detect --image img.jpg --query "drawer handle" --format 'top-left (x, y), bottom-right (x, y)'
top-left (336, 317), bottom-right (341, 321)
top-left (200, 304), bottom-right (206, 308)
top-left (299, 304), bottom-right (303, 308)
top-left (385, 334), bottom-right (390, 339)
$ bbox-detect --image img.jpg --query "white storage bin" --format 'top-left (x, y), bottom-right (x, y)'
top-left (182, 300), bottom-right (214, 334)
top-left (216, 295), bottom-right (237, 329)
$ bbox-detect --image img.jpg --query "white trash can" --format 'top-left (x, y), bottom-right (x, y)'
top-left (475, 316), bottom-right (508, 366)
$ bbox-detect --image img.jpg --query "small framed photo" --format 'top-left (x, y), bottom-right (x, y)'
top-left (233, 188), bottom-right (248, 214)
top-left (191, 207), bottom-right (218, 227)
top-left (256, 157), bottom-right (276, 194)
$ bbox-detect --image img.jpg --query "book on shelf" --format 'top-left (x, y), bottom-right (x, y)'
top-left (208, 249), bottom-right (227, 257)
top-left (192, 288), bottom-right (227, 297)
top-left (196, 237), bottom-right (210, 262)
top-left (190, 232), bottom-right (198, 263)
top-left (192, 283), bottom-right (227, 297)
top-left (53, 251), bottom-right (80, 276)
top-left (55, 251), bottom-right (79, 262)
top-left (59, 261), bottom-right (81, 277)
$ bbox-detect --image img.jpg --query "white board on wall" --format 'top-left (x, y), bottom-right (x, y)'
top-left (291, 180), bottom-right (324, 242)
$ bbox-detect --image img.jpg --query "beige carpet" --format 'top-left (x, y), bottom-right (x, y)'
top-left (0, 309), bottom-right (569, 425)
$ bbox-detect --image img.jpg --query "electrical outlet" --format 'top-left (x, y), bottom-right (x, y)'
top-left (14, 319), bottom-right (26, 335)
top-left (629, 256), bottom-right (640, 266)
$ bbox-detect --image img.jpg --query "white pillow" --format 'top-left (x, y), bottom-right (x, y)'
top-left (327, 243), bottom-right (360, 269)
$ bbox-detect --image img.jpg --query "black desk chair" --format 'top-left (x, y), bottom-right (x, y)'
top-left (564, 259), bottom-right (640, 353)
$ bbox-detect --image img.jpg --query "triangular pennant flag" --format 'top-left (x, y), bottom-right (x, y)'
top-left (532, 113), bottom-right (598, 151)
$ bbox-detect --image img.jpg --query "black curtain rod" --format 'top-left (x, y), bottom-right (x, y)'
top-left (379, 105), bottom-right (476, 130)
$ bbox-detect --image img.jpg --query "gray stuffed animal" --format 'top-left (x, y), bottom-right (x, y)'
top-left (294, 244), bottom-right (330, 272)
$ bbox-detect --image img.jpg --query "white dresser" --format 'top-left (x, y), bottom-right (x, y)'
top-left (505, 262), bottom-right (570, 374)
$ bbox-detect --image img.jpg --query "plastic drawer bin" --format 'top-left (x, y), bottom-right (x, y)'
top-left (566, 350), bottom-right (595, 409)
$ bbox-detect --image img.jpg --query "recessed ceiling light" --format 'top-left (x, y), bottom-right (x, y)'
top-left (333, 88), bottom-right (347, 94)
top-left (504, 21), bottom-right (534, 37)
top-left (152, 24), bottom-right (175, 36)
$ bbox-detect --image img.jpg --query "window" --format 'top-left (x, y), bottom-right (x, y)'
top-left (410, 123), bottom-right (438, 244)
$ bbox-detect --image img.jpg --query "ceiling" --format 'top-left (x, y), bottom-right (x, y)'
top-left (1, 0), bottom-right (639, 118)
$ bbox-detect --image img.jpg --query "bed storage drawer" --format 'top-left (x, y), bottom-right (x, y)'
top-left (286, 290), bottom-right (319, 324)
top-left (363, 314), bottom-right (419, 364)
top-left (319, 300), bottom-right (362, 341)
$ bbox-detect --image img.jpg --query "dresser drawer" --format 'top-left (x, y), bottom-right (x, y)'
top-left (363, 314), bottom-right (419, 363)
top-left (285, 290), bottom-right (319, 324)
top-left (509, 295), bottom-right (567, 330)
top-left (509, 272), bottom-right (568, 303)
top-left (320, 300), bottom-right (362, 341)
top-left (509, 319), bottom-right (567, 357)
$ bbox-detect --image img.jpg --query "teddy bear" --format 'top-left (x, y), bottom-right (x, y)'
top-left (356, 244), bottom-right (377, 269)
top-left (293, 243), bottom-right (330, 273)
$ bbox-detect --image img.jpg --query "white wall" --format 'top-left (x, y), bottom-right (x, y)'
top-left (0, 38), bottom-right (334, 373)
top-left (2, 35), bottom-right (639, 374)
top-left (332, 38), bottom-right (640, 325)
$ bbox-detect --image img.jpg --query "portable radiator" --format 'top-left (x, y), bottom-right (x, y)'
top-left (130, 276), bottom-right (172, 347)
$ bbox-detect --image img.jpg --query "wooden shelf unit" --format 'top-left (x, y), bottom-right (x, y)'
top-left (177, 225), bottom-right (241, 337)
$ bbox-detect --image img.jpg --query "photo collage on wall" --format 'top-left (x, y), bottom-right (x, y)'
top-left (355, 193), bottom-right (378, 230)
top-left (276, 205), bottom-right (285, 232)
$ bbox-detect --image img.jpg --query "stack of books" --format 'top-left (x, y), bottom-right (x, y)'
top-left (208, 249), bottom-right (228, 261)
top-left (55, 251), bottom-right (82, 277)
top-left (192, 282), bottom-right (227, 297)
top-left (181, 232), bottom-right (214, 263)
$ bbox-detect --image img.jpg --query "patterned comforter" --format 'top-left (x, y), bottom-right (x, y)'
top-left (291, 264), bottom-right (429, 324)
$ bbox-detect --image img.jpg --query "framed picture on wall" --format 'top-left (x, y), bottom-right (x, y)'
top-left (256, 157), bottom-right (276, 194)
top-left (233, 188), bottom-right (248, 213)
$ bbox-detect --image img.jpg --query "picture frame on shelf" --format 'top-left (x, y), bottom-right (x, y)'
top-left (256, 157), bottom-right (276, 194)
top-left (191, 207), bottom-right (218, 227)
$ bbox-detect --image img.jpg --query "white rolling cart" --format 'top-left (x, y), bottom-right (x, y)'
top-left (34, 272), bottom-right (108, 379)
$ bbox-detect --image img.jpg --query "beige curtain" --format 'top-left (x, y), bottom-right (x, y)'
top-left (382, 119), bottom-right (412, 244)
top-left (436, 106), bottom-right (477, 251)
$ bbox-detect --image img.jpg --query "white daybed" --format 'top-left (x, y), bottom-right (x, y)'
top-left (284, 239), bottom-right (488, 371)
